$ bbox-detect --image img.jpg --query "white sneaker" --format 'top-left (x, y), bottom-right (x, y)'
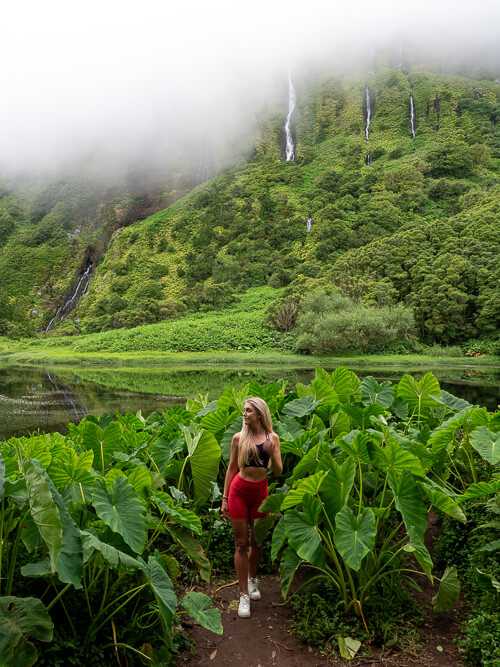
top-left (238, 593), bottom-right (251, 618)
top-left (248, 577), bottom-right (261, 601)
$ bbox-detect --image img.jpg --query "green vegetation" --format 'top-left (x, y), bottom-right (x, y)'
top-left (0, 68), bottom-right (498, 353)
top-left (1, 367), bottom-right (498, 663)
top-left (436, 500), bottom-right (500, 665)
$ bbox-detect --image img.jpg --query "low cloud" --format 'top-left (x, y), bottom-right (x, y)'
top-left (1, 0), bottom-right (499, 180)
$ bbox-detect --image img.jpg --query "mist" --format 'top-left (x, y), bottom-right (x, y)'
top-left (1, 0), bottom-right (499, 183)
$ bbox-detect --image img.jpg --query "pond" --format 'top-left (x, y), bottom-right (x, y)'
top-left (0, 363), bottom-right (498, 440)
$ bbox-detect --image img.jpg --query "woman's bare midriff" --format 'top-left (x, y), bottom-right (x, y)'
top-left (239, 468), bottom-right (268, 482)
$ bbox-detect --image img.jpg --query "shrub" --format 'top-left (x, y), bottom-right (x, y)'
top-left (426, 141), bottom-right (475, 178)
top-left (458, 611), bottom-right (500, 666)
top-left (295, 289), bottom-right (415, 354)
top-left (133, 280), bottom-right (164, 301)
top-left (110, 276), bottom-right (131, 294)
top-left (149, 264), bottom-right (170, 279)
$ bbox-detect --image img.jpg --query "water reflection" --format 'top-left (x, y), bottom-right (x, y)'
top-left (0, 363), bottom-right (498, 440)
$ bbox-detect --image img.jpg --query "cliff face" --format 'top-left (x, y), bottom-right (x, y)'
top-left (0, 67), bottom-right (499, 343)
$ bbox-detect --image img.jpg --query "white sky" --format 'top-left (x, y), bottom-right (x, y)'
top-left (1, 0), bottom-right (499, 177)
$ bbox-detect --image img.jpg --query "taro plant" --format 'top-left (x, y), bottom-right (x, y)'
top-left (0, 414), bottom-right (222, 666)
top-left (255, 368), bottom-right (499, 635)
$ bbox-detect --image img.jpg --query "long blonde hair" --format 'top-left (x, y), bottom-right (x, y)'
top-left (238, 397), bottom-right (274, 469)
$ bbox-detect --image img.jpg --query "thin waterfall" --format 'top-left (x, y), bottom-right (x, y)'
top-left (197, 139), bottom-right (212, 185)
top-left (410, 89), bottom-right (416, 139)
top-left (364, 86), bottom-right (371, 141)
top-left (46, 264), bottom-right (92, 331)
top-left (285, 71), bottom-right (296, 161)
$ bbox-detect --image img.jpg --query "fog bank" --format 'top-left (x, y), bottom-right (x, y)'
top-left (1, 0), bottom-right (499, 180)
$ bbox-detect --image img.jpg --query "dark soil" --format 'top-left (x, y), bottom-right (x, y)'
top-left (178, 576), bottom-right (465, 666)
top-left (178, 515), bottom-right (466, 666)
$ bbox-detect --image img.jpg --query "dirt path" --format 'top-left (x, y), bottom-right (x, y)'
top-left (178, 572), bottom-right (465, 666)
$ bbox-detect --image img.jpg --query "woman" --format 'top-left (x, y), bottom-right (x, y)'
top-left (221, 397), bottom-right (282, 618)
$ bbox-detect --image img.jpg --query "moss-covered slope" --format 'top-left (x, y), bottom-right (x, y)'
top-left (1, 67), bottom-right (499, 345)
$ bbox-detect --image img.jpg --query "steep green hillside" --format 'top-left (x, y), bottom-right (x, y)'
top-left (1, 67), bottom-right (499, 348)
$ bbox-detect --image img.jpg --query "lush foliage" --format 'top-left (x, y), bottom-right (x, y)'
top-left (0, 68), bottom-right (498, 351)
top-left (1, 366), bottom-right (498, 662)
top-left (294, 289), bottom-right (415, 354)
top-left (436, 499), bottom-right (500, 666)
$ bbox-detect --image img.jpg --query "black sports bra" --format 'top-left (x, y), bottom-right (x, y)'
top-left (245, 436), bottom-right (271, 468)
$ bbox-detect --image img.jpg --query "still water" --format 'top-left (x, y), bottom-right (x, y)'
top-left (1, 363), bottom-right (498, 440)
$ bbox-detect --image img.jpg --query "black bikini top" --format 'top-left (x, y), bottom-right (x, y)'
top-left (245, 435), bottom-right (271, 468)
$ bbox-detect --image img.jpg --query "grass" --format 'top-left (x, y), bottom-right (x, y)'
top-left (1, 348), bottom-right (499, 370)
top-left (1, 289), bottom-right (498, 370)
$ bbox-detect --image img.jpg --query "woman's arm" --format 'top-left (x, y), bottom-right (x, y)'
top-left (221, 433), bottom-right (239, 519)
top-left (269, 433), bottom-right (283, 477)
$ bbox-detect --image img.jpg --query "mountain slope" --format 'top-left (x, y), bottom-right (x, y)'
top-left (0, 67), bottom-right (499, 345)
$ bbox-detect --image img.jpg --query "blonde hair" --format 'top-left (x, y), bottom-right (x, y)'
top-left (237, 397), bottom-right (274, 470)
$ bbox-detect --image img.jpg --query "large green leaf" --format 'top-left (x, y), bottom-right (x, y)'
top-left (336, 431), bottom-right (372, 464)
top-left (376, 441), bottom-right (425, 478)
top-left (92, 477), bottom-right (147, 554)
top-left (460, 478), bottom-right (500, 501)
top-left (476, 569), bottom-right (500, 593)
top-left (292, 442), bottom-right (328, 481)
top-left (24, 460), bottom-right (62, 573)
top-left (0, 453), bottom-right (5, 500)
top-left (153, 492), bottom-right (202, 534)
top-left (284, 510), bottom-right (325, 568)
top-left (432, 566), bottom-right (460, 612)
top-left (361, 376), bottom-right (394, 409)
top-left (283, 395), bottom-right (321, 418)
top-left (279, 547), bottom-right (303, 598)
top-left (438, 391), bottom-right (472, 412)
top-left (47, 449), bottom-right (94, 490)
top-left (200, 409), bottom-right (239, 435)
top-left (0, 596), bottom-right (53, 667)
top-left (220, 417), bottom-right (242, 463)
top-left (36, 463), bottom-right (83, 588)
top-left (143, 553), bottom-right (177, 634)
top-left (342, 404), bottom-right (385, 430)
top-left (181, 426), bottom-right (221, 501)
top-left (387, 470), bottom-right (428, 545)
top-left (470, 426), bottom-right (500, 465)
top-left (310, 378), bottom-right (340, 407)
top-left (81, 531), bottom-right (145, 571)
top-left (329, 367), bottom-right (358, 403)
top-left (82, 421), bottom-right (123, 473)
top-left (318, 455), bottom-right (356, 520)
top-left (397, 373), bottom-right (441, 411)
top-left (421, 485), bottom-right (466, 523)
top-left (281, 471), bottom-right (329, 510)
top-left (258, 493), bottom-right (286, 514)
top-left (127, 466), bottom-right (153, 503)
top-left (254, 515), bottom-right (275, 546)
top-left (333, 507), bottom-right (376, 571)
top-left (165, 525), bottom-right (211, 582)
top-left (428, 408), bottom-right (473, 456)
top-left (271, 517), bottom-right (287, 562)
top-left (181, 592), bottom-right (223, 635)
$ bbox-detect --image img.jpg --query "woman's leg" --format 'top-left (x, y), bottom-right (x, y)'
top-left (248, 520), bottom-right (263, 578)
top-left (231, 518), bottom-right (249, 594)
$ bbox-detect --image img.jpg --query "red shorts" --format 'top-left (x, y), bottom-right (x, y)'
top-left (228, 473), bottom-right (269, 521)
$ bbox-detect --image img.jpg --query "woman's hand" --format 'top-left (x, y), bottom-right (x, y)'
top-left (221, 497), bottom-right (229, 520)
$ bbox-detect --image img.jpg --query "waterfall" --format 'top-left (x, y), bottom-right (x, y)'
top-left (366, 154), bottom-right (372, 166)
top-left (197, 139), bottom-right (213, 185)
top-left (364, 86), bottom-right (372, 141)
top-left (306, 216), bottom-right (312, 233)
top-left (284, 71), bottom-right (296, 161)
top-left (410, 89), bottom-right (416, 139)
top-left (46, 264), bottom-right (92, 332)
